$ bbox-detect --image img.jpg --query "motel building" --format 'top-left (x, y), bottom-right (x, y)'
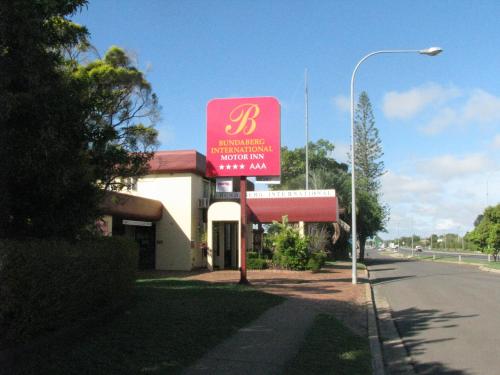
top-left (100, 150), bottom-right (340, 271)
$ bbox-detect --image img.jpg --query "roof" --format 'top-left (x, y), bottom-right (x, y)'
top-left (148, 150), bottom-right (206, 176)
top-left (100, 191), bottom-right (163, 221)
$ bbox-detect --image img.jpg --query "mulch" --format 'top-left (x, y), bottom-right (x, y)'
top-left (140, 262), bottom-right (368, 336)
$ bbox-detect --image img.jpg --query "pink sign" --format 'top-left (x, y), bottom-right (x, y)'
top-left (206, 97), bottom-right (281, 177)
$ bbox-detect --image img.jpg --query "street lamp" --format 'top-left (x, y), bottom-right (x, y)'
top-left (350, 47), bottom-right (442, 284)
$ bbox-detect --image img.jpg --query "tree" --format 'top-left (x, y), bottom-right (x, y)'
top-left (465, 204), bottom-right (500, 260)
top-left (473, 214), bottom-right (484, 227)
top-left (351, 91), bottom-right (385, 192)
top-left (487, 224), bottom-right (500, 257)
top-left (351, 92), bottom-right (388, 260)
top-left (0, 0), bottom-right (100, 238)
top-left (356, 190), bottom-right (387, 259)
top-left (272, 139), bottom-right (350, 200)
top-left (74, 46), bottom-right (160, 190)
top-left (0, 1), bottom-right (159, 238)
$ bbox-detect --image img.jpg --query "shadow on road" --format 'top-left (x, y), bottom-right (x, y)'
top-left (367, 255), bottom-right (480, 374)
top-left (369, 275), bottom-right (416, 285)
top-left (365, 256), bottom-right (412, 267)
top-left (413, 362), bottom-right (473, 375)
top-left (393, 307), bottom-right (478, 351)
top-left (378, 303), bottom-right (478, 374)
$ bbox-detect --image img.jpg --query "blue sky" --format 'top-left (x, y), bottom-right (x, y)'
top-left (72, 0), bottom-right (500, 239)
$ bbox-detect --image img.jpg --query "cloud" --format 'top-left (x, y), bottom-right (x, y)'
top-left (382, 83), bottom-right (461, 120)
top-left (333, 95), bottom-right (350, 112)
top-left (380, 160), bottom-right (500, 239)
top-left (331, 142), bottom-right (350, 164)
top-left (417, 153), bottom-right (494, 181)
top-left (436, 218), bottom-right (460, 231)
top-left (420, 107), bottom-right (458, 135)
top-left (462, 89), bottom-right (500, 123)
top-left (493, 134), bottom-right (500, 149)
top-left (382, 171), bottom-right (439, 203)
top-left (421, 89), bottom-right (500, 135)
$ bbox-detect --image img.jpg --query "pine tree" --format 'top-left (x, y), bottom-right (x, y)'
top-left (353, 91), bottom-right (385, 193)
top-left (349, 91), bottom-right (388, 260)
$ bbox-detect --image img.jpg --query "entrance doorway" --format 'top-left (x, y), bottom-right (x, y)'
top-left (212, 221), bottom-right (238, 269)
top-left (135, 225), bottom-right (156, 270)
top-left (112, 217), bottom-right (156, 270)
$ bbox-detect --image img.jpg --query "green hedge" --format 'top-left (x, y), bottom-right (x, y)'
top-left (0, 237), bottom-right (138, 348)
top-left (247, 258), bottom-right (269, 270)
top-left (247, 252), bottom-right (269, 269)
top-left (306, 250), bottom-right (328, 272)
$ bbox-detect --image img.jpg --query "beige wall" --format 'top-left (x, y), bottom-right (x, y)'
top-left (134, 173), bottom-right (206, 271)
top-left (207, 202), bottom-right (240, 270)
top-left (206, 202), bottom-right (253, 270)
top-left (191, 177), bottom-right (209, 268)
top-left (101, 215), bottom-right (113, 236)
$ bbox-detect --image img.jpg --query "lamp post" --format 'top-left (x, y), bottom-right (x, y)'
top-left (350, 47), bottom-right (442, 284)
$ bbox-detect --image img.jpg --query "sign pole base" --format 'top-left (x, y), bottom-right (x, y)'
top-left (239, 176), bottom-right (249, 285)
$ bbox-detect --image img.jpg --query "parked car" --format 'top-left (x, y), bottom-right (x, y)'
top-left (415, 245), bottom-right (423, 252)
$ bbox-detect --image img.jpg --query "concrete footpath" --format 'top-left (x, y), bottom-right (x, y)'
top-left (175, 263), bottom-right (371, 374)
top-left (183, 298), bottom-right (316, 375)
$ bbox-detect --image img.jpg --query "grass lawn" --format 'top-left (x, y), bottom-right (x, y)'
top-left (13, 278), bottom-right (284, 375)
top-left (483, 262), bottom-right (500, 270)
top-left (409, 254), bottom-right (500, 271)
top-left (284, 314), bottom-right (371, 375)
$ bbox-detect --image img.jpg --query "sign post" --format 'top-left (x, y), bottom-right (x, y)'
top-left (239, 176), bottom-right (248, 284)
top-left (207, 97), bottom-right (280, 284)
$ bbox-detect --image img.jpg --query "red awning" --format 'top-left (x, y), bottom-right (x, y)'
top-left (247, 196), bottom-right (339, 223)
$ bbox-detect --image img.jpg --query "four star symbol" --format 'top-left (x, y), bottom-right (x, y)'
top-left (218, 164), bottom-right (246, 170)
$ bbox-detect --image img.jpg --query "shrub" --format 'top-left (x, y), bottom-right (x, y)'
top-left (247, 251), bottom-right (259, 259)
top-left (247, 258), bottom-right (269, 270)
top-left (247, 251), bottom-right (269, 269)
top-left (308, 225), bottom-right (330, 254)
top-left (0, 237), bottom-right (138, 348)
top-left (306, 250), bottom-right (328, 272)
top-left (271, 217), bottom-right (310, 270)
top-left (307, 225), bottom-right (330, 272)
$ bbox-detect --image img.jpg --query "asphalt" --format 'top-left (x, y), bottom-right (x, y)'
top-left (367, 252), bottom-right (500, 375)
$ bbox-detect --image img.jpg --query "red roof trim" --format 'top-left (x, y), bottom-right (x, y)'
top-left (148, 150), bottom-right (206, 176)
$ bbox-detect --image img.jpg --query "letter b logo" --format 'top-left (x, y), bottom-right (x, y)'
top-left (225, 103), bottom-right (260, 135)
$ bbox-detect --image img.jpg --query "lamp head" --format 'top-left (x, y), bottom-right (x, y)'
top-left (419, 47), bottom-right (443, 56)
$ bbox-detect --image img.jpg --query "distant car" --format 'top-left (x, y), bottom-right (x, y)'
top-left (415, 246), bottom-right (423, 252)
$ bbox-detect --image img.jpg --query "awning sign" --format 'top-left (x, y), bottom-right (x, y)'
top-left (206, 97), bottom-right (281, 177)
top-left (216, 178), bottom-right (234, 192)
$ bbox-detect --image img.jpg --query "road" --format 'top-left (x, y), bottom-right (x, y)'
top-left (393, 247), bottom-right (491, 262)
top-left (367, 252), bottom-right (500, 375)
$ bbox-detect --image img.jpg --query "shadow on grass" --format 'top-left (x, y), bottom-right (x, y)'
top-left (12, 279), bottom-right (284, 375)
top-left (283, 313), bottom-right (370, 375)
